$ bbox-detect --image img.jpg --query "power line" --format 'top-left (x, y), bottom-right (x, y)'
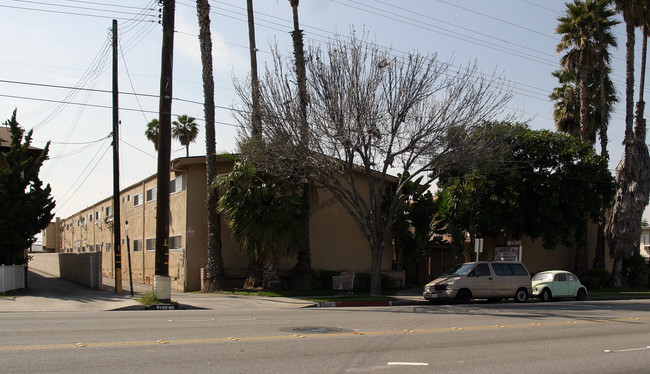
top-left (0, 93), bottom-right (240, 128)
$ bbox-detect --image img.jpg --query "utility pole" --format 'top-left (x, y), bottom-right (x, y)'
top-left (111, 19), bottom-right (122, 294)
top-left (154, 0), bottom-right (175, 302)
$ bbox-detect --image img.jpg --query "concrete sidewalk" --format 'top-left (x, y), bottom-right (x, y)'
top-left (1, 269), bottom-right (353, 312)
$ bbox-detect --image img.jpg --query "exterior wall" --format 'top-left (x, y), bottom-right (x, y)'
top-left (486, 222), bottom-right (613, 274)
top-left (41, 218), bottom-right (61, 252)
top-left (58, 156), bottom-right (398, 292)
top-left (641, 226), bottom-right (650, 260)
top-left (306, 187), bottom-right (393, 273)
top-left (30, 252), bottom-right (102, 289)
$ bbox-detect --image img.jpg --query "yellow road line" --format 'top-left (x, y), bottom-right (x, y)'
top-left (0, 316), bottom-right (647, 352)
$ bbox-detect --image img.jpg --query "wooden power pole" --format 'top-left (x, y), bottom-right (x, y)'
top-left (154, 0), bottom-right (175, 302)
top-left (111, 19), bottom-right (122, 294)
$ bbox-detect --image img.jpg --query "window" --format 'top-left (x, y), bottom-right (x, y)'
top-left (95, 211), bottom-right (100, 221)
top-left (145, 238), bottom-right (156, 251)
top-left (88, 213), bottom-right (93, 222)
top-left (169, 235), bottom-right (183, 250)
top-left (492, 263), bottom-right (513, 276)
top-left (170, 175), bottom-right (183, 194)
top-left (568, 274), bottom-right (577, 282)
top-left (146, 187), bottom-right (157, 202)
top-left (469, 264), bottom-right (490, 277)
top-left (134, 193), bottom-right (143, 207)
top-left (105, 243), bottom-right (112, 253)
top-left (133, 239), bottom-right (143, 251)
top-left (492, 263), bottom-right (528, 276)
top-left (554, 273), bottom-right (567, 282)
top-left (106, 206), bottom-right (112, 217)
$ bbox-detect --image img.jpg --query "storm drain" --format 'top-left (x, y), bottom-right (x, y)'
top-left (281, 327), bottom-right (352, 334)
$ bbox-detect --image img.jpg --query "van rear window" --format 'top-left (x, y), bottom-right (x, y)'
top-left (492, 263), bottom-right (528, 276)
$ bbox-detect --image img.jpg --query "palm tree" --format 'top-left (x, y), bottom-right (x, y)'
top-left (216, 159), bottom-right (306, 290)
top-left (196, 0), bottom-right (225, 292)
top-left (556, 0), bottom-right (618, 143)
top-left (555, 0), bottom-right (618, 277)
top-left (247, 0), bottom-right (262, 138)
top-left (172, 114), bottom-right (198, 157)
top-left (289, 0), bottom-right (314, 290)
top-left (145, 118), bottom-right (160, 151)
top-left (607, 0), bottom-right (650, 286)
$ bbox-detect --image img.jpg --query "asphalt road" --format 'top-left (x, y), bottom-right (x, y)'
top-left (1, 299), bottom-right (649, 373)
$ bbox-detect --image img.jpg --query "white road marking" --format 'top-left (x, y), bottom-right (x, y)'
top-left (604, 346), bottom-right (650, 353)
top-left (387, 362), bottom-right (429, 366)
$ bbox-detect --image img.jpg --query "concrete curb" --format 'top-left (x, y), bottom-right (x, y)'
top-left (314, 299), bottom-right (429, 308)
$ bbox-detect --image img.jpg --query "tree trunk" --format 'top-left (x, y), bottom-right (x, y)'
top-left (244, 256), bottom-right (263, 289)
top-left (247, 0), bottom-right (262, 138)
top-left (578, 65), bottom-right (590, 142)
top-left (606, 20), bottom-right (637, 286)
top-left (369, 237), bottom-right (384, 296)
top-left (593, 67), bottom-right (609, 270)
top-left (610, 257), bottom-right (623, 287)
top-left (197, 0), bottom-right (225, 292)
top-left (592, 222), bottom-right (606, 269)
top-left (289, 0), bottom-right (313, 289)
top-left (262, 255), bottom-right (281, 291)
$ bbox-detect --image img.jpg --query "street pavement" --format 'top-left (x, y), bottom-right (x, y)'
top-left (0, 269), bottom-right (426, 312)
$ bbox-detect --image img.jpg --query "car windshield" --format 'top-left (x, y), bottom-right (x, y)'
top-left (442, 264), bottom-right (475, 277)
top-left (532, 272), bottom-right (554, 282)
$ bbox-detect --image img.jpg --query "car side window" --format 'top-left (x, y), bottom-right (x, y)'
top-left (476, 263), bottom-right (491, 276)
top-left (554, 273), bottom-right (567, 282)
top-left (509, 263), bottom-right (528, 276)
top-left (492, 263), bottom-right (514, 276)
top-left (568, 274), bottom-right (577, 282)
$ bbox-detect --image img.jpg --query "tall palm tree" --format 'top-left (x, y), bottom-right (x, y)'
top-left (556, 0), bottom-right (618, 277)
top-left (145, 118), bottom-right (160, 151)
top-left (288, 0), bottom-right (314, 290)
top-left (196, 0), bottom-right (225, 292)
top-left (247, 0), bottom-right (262, 138)
top-left (172, 114), bottom-right (198, 157)
top-left (556, 0), bottom-right (618, 143)
top-left (607, 0), bottom-right (650, 285)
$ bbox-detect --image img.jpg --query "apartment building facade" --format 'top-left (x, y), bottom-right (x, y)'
top-left (59, 156), bottom-right (395, 291)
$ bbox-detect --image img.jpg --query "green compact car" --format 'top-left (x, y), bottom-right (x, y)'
top-left (531, 270), bottom-right (587, 302)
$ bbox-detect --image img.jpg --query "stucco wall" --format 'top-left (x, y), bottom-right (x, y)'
top-left (30, 252), bottom-right (102, 289)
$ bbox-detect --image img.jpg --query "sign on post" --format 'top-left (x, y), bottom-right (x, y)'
top-left (474, 238), bottom-right (484, 261)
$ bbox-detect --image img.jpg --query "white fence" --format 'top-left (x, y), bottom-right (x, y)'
top-left (0, 264), bottom-right (25, 293)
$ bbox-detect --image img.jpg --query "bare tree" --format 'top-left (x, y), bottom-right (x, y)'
top-left (234, 34), bottom-right (512, 296)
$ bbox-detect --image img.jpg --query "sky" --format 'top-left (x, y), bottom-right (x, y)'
top-left (1, 0), bottom-right (649, 229)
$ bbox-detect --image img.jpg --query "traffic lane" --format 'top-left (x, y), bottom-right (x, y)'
top-left (1, 311), bottom-right (649, 373)
top-left (1, 299), bottom-right (649, 347)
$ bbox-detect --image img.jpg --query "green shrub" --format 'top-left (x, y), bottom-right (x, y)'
top-left (582, 276), bottom-right (600, 291)
top-left (138, 291), bottom-right (159, 306)
top-left (587, 268), bottom-right (610, 289)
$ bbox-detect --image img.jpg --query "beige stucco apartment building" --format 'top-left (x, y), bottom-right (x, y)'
top-left (55, 154), bottom-right (628, 292)
top-left (58, 156), bottom-right (394, 291)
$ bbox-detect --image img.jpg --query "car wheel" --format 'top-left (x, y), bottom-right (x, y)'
top-left (455, 289), bottom-right (471, 304)
top-left (540, 288), bottom-right (552, 302)
top-left (575, 288), bottom-right (586, 301)
top-left (514, 288), bottom-right (528, 303)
